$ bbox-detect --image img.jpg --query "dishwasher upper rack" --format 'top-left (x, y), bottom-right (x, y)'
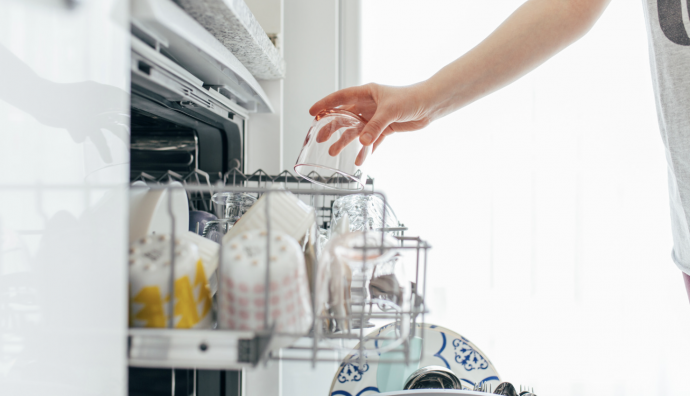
top-left (131, 168), bottom-right (396, 232)
top-left (127, 184), bottom-right (429, 370)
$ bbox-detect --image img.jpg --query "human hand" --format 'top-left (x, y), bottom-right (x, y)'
top-left (309, 82), bottom-right (436, 164)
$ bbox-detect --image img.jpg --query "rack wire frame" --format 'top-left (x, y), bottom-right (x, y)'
top-left (132, 167), bottom-right (377, 229)
top-left (130, 170), bottom-right (430, 368)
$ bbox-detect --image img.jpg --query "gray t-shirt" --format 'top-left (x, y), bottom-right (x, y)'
top-left (643, 0), bottom-right (690, 275)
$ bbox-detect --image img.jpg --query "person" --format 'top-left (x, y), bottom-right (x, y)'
top-left (310, 0), bottom-right (690, 302)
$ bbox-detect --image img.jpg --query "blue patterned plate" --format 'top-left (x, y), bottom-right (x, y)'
top-left (329, 323), bottom-right (501, 396)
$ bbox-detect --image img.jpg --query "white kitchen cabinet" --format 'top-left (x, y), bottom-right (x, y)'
top-left (0, 1), bottom-right (130, 395)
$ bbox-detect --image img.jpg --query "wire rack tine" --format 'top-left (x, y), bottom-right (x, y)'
top-left (157, 170), bottom-right (184, 184)
top-left (182, 169), bottom-right (213, 212)
top-left (223, 166), bottom-right (249, 187)
top-left (134, 172), bottom-right (157, 183)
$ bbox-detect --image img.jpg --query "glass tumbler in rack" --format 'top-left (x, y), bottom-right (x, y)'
top-left (333, 231), bottom-right (406, 329)
top-left (202, 192), bottom-right (257, 243)
top-left (212, 192), bottom-right (257, 222)
top-left (331, 194), bottom-right (399, 235)
top-left (294, 108), bottom-right (370, 190)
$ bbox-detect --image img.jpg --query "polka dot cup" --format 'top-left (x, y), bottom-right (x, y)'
top-left (218, 230), bottom-right (312, 346)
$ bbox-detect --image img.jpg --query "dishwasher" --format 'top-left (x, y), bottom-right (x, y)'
top-left (125, 1), bottom-right (430, 395)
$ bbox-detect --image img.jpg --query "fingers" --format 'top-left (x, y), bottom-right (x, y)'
top-left (358, 111), bottom-right (394, 146)
top-left (372, 134), bottom-right (386, 153)
top-left (355, 145), bottom-right (370, 166)
top-left (315, 119), bottom-right (340, 143)
top-left (327, 127), bottom-right (363, 156)
top-left (309, 85), bottom-right (371, 116)
top-left (316, 118), bottom-right (361, 143)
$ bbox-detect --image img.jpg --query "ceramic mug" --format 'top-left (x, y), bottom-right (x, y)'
top-left (218, 230), bottom-right (312, 346)
top-left (129, 235), bottom-right (213, 329)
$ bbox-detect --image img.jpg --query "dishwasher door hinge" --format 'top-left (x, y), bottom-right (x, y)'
top-left (237, 331), bottom-right (273, 366)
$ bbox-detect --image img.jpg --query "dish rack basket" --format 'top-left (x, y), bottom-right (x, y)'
top-left (131, 168), bottom-right (387, 231)
top-left (128, 169), bottom-right (430, 369)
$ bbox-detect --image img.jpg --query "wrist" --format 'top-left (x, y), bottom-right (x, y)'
top-left (418, 73), bottom-right (463, 122)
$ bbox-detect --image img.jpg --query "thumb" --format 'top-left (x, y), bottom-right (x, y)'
top-left (359, 111), bottom-right (394, 146)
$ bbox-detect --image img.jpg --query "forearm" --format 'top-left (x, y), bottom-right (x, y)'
top-left (423, 0), bottom-right (610, 119)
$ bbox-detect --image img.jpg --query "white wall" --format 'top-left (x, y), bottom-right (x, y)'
top-left (245, 0), bottom-right (285, 174)
top-left (247, 0), bottom-right (360, 175)
top-left (278, 3), bottom-right (348, 396)
top-left (339, 0), bottom-right (362, 90)
top-left (361, 0), bottom-right (690, 395)
top-left (246, 78), bottom-right (284, 174)
top-left (244, 0), bottom-right (283, 35)
top-left (282, 0), bottom-right (340, 173)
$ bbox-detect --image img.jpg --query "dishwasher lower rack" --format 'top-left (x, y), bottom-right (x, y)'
top-left (128, 178), bottom-right (429, 370)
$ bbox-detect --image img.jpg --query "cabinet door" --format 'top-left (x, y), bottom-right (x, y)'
top-left (0, 1), bottom-right (130, 395)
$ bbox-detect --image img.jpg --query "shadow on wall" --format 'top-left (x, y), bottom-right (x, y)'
top-left (0, 44), bottom-right (129, 163)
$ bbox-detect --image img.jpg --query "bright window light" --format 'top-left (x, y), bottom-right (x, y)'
top-left (362, 1), bottom-right (690, 394)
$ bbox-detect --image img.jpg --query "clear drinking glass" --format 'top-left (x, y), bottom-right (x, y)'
top-left (332, 231), bottom-right (403, 329)
top-left (294, 109), bottom-right (371, 190)
top-left (211, 192), bottom-right (257, 222)
top-left (331, 194), bottom-right (399, 236)
top-left (201, 219), bottom-right (233, 243)
top-left (202, 193), bottom-right (256, 242)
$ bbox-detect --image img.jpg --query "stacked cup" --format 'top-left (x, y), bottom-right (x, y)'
top-left (129, 235), bottom-right (213, 329)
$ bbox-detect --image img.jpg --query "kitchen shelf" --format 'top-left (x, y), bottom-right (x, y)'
top-left (173, 0), bottom-right (285, 80)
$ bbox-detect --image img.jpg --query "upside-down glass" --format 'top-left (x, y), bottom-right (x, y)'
top-left (294, 109), bottom-right (371, 190)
